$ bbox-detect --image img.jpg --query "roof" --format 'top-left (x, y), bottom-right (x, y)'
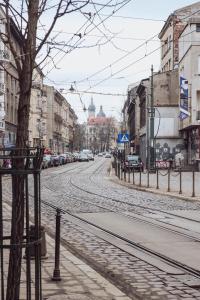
top-left (97, 105), bottom-right (106, 117)
top-left (159, 1), bottom-right (200, 39)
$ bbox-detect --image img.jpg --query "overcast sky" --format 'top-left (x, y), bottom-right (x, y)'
top-left (43, 0), bottom-right (199, 123)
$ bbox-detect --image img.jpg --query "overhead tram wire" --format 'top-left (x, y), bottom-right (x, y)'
top-left (69, 22), bottom-right (197, 89)
top-left (74, 32), bottom-right (159, 84)
top-left (83, 45), bottom-right (161, 92)
top-left (43, 0), bottom-right (115, 74)
top-left (44, 0), bottom-right (133, 76)
top-left (42, 1), bottom-right (116, 71)
top-left (64, 7), bottom-right (200, 86)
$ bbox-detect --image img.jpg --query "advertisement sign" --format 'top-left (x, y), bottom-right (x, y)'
top-left (179, 76), bottom-right (190, 120)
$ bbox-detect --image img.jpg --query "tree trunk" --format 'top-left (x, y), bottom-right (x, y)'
top-left (6, 67), bottom-right (32, 300)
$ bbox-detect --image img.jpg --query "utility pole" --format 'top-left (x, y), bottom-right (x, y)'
top-left (150, 65), bottom-right (155, 171)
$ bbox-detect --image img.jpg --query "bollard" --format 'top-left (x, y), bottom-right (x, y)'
top-left (192, 170), bottom-right (195, 197)
top-left (139, 167), bottom-right (142, 187)
top-left (147, 168), bottom-right (149, 188)
top-left (52, 209), bottom-right (61, 281)
top-left (128, 167), bottom-right (130, 183)
top-left (133, 168), bottom-right (135, 185)
top-left (156, 168), bottom-right (159, 189)
top-left (179, 169), bottom-right (182, 194)
top-left (167, 168), bottom-right (170, 192)
top-left (115, 159), bottom-right (117, 176)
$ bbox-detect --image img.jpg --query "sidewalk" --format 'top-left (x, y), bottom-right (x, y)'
top-left (111, 167), bottom-right (200, 201)
top-left (2, 201), bottom-right (131, 300)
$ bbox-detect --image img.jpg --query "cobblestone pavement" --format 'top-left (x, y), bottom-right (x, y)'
top-left (2, 202), bottom-right (130, 300)
top-left (3, 158), bottom-right (200, 299)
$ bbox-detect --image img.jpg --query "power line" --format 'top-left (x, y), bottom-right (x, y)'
top-left (99, 13), bottom-right (165, 22)
top-left (60, 90), bottom-right (126, 96)
top-left (84, 45), bottom-right (161, 91)
top-left (74, 32), bottom-right (159, 84)
top-left (44, 0), bottom-right (133, 76)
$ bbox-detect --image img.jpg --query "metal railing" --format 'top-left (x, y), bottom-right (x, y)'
top-left (115, 160), bottom-right (198, 198)
top-left (0, 147), bottom-right (44, 300)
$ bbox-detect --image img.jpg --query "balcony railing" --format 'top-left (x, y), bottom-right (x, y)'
top-left (0, 49), bottom-right (10, 61)
top-left (0, 83), bottom-right (5, 95)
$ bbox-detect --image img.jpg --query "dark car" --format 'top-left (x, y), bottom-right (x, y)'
top-left (51, 155), bottom-right (61, 167)
top-left (79, 152), bottom-right (89, 162)
top-left (122, 155), bottom-right (143, 171)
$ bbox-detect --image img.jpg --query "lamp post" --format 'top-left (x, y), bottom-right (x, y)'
top-left (149, 65), bottom-right (155, 171)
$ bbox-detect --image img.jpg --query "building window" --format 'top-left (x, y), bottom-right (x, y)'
top-left (196, 24), bottom-right (200, 32)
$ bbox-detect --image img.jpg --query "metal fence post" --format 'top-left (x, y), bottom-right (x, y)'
top-left (167, 168), bottom-right (170, 192)
top-left (133, 168), bottom-right (135, 185)
top-left (139, 167), bottom-right (142, 187)
top-left (114, 157), bottom-right (117, 176)
top-left (179, 169), bottom-right (182, 194)
top-left (52, 209), bottom-right (61, 281)
top-left (147, 168), bottom-right (149, 188)
top-left (192, 170), bottom-right (195, 197)
top-left (156, 168), bottom-right (159, 189)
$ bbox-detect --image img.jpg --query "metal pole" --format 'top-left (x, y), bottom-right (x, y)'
top-left (147, 168), bottom-right (149, 188)
top-left (139, 167), bottom-right (142, 187)
top-left (156, 168), bottom-right (159, 189)
top-left (150, 65), bottom-right (155, 171)
top-left (133, 168), bottom-right (135, 185)
top-left (192, 170), bottom-right (195, 197)
top-left (52, 209), bottom-right (61, 281)
top-left (124, 168), bottom-right (126, 182)
top-left (167, 168), bottom-right (170, 192)
top-left (179, 169), bottom-right (182, 194)
top-left (128, 167), bottom-right (130, 183)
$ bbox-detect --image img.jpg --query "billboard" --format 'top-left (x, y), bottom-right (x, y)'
top-left (179, 76), bottom-right (190, 120)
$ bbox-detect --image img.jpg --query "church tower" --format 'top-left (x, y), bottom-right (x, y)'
top-left (88, 97), bottom-right (96, 118)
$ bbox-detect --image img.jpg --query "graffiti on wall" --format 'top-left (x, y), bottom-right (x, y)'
top-left (155, 142), bottom-right (185, 161)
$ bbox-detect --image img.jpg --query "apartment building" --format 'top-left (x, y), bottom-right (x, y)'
top-left (28, 68), bottom-right (48, 147)
top-left (159, 1), bottom-right (200, 72)
top-left (0, 7), bottom-right (20, 147)
top-left (178, 17), bottom-right (200, 165)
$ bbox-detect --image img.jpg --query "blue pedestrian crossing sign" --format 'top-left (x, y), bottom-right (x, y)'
top-left (117, 133), bottom-right (129, 143)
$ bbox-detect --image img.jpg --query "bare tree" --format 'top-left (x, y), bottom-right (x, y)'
top-left (0, 0), bottom-right (130, 299)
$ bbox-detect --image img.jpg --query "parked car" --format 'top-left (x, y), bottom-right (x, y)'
top-left (42, 156), bottom-right (49, 169)
top-left (98, 153), bottom-right (103, 157)
top-left (73, 152), bottom-right (80, 161)
top-left (122, 155), bottom-right (143, 171)
top-left (87, 153), bottom-right (94, 161)
top-left (51, 155), bottom-right (61, 167)
top-left (59, 154), bottom-right (67, 164)
top-left (105, 153), bottom-right (112, 158)
top-left (43, 154), bottom-right (53, 167)
top-left (79, 152), bottom-right (89, 162)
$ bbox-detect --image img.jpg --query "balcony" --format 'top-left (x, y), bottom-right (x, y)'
top-left (0, 49), bottom-right (10, 62)
top-left (0, 83), bottom-right (5, 95)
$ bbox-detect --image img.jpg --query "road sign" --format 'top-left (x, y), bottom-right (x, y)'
top-left (117, 133), bottom-right (129, 143)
